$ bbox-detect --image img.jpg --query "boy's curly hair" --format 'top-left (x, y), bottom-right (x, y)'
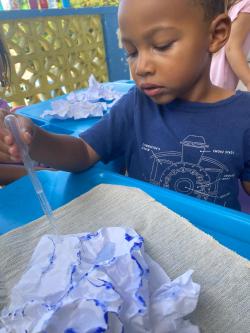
top-left (192, 0), bottom-right (226, 19)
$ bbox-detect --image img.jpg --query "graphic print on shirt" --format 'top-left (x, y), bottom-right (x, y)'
top-left (142, 135), bottom-right (233, 205)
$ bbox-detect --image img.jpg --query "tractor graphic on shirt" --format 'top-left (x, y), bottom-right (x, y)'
top-left (149, 135), bottom-right (230, 203)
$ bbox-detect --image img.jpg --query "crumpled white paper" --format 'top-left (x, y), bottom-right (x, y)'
top-left (0, 227), bottom-right (200, 333)
top-left (41, 75), bottom-right (124, 120)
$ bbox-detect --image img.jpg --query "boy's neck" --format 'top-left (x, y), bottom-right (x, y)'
top-left (180, 72), bottom-right (235, 103)
top-left (185, 87), bottom-right (234, 103)
top-left (208, 86), bottom-right (235, 103)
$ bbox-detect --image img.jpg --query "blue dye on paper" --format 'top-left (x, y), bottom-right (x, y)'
top-left (94, 328), bottom-right (106, 333)
top-left (65, 329), bottom-right (77, 333)
top-left (125, 233), bottom-right (133, 241)
top-left (98, 279), bottom-right (114, 290)
top-left (42, 237), bottom-right (56, 275)
top-left (76, 250), bottom-right (82, 263)
top-left (130, 241), bottom-right (143, 253)
top-left (104, 311), bottom-right (108, 324)
top-left (70, 265), bottom-right (77, 285)
top-left (87, 298), bottom-right (106, 313)
top-left (131, 254), bottom-right (144, 277)
top-left (138, 295), bottom-right (146, 307)
top-left (81, 232), bottom-right (99, 241)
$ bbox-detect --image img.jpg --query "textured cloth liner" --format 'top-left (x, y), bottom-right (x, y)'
top-left (0, 184), bottom-right (249, 332)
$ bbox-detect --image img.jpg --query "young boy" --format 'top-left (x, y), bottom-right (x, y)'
top-left (0, 0), bottom-right (250, 210)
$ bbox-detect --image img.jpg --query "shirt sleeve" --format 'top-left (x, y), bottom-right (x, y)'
top-left (79, 87), bottom-right (136, 164)
top-left (241, 128), bottom-right (250, 181)
top-left (241, 0), bottom-right (250, 13)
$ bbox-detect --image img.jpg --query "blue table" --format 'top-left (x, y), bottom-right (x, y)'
top-left (0, 167), bottom-right (250, 260)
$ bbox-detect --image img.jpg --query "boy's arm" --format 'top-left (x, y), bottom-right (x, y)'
top-left (29, 126), bottom-right (100, 172)
top-left (0, 164), bottom-right (27, 186)
top-left (225, 12), bottom-right (250, 91)
top-left (241, 181), bottom-right (250, 195)
top-left (0, 113), bottom-right (100, 172)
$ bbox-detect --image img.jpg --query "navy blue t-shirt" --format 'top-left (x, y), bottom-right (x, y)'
top-left (80, 87), bottom-right (250, 210)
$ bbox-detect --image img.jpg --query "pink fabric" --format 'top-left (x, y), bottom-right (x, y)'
top-left (210, 0), bottom-right (250, 90)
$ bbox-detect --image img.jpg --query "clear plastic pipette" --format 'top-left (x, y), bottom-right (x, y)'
top-left (4, 114), bottom-right (58, 235)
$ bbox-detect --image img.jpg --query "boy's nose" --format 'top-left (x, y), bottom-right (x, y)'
top-left (135, 52), bottom-right (154, 77)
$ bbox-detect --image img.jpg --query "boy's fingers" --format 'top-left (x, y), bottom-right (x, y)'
top-left (0, 137), bottom-right (11, 154)
top-left (3, 134), bottom-right (15, 146)
top-left (0, 113), bottom-right (33, 163)
top-left (8, 145), bottom-right (22, 161)
top-left (0, 138), bottom-right (22, 162)
top-left (3, 115), bottom-right (34, 145)
top-left (0, 150), bottom-right (18, 163)
top-left (0, 114), bottom-right (34, 162)
top-left (22, 130), bottom-right (33, 145)
top-left (14, 116), bottom-right (35, 145)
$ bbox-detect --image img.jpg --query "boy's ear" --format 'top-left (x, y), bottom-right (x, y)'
top-left (208, 13), bottom-right (231, 54)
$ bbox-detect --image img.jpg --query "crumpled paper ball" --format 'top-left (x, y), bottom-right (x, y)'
top-left (0, 227), bottom-right (200, 333)
top-left (41, 75), bottom-right (124, 120)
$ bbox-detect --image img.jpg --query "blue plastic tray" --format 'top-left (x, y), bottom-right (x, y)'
top-left (0, 167), bottom-right (249, 260)
top-left (16, 80), bottom-right (134, 136)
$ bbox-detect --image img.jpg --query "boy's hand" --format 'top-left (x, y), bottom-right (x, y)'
top-left (0, 110), bottom-right (35, 163)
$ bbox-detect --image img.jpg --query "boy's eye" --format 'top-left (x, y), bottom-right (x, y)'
top-left (154, 42), bottom-right (174, 52)
top-left (125, 51), bottom-right (138, 59)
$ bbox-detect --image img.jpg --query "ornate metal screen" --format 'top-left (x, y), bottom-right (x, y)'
top-left (0, 14), bottom-right (108, 106)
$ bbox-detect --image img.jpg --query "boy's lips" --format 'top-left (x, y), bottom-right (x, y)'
top-left (140, 83), bottom-right (165, 97)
